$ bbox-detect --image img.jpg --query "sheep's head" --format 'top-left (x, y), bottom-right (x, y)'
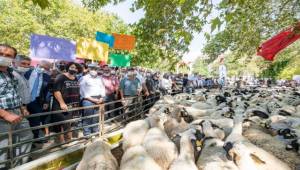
top-left (225, 142), bottom-right (266, 166)
top-left (286, 139), bottom-right (299, 152)
top-left (250, 110), bottom-right (269, 119)
top-left (277, 128), bottom-right (297, 139)
top-left (180, 107), bottom-right (194, 123)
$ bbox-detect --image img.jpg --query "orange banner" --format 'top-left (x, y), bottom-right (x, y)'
top-left (112, 33), bottom-right (136, 51)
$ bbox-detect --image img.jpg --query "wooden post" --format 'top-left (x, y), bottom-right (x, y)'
top-left (98, 104), bottom-right (105, 137)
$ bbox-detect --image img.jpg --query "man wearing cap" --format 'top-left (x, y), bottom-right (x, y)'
top-left (119, 69), bottom-right (142, 119)
top-left (79, 63), bottom-right (105, 136)
top-left (0, 44), bottom-right (33, 168)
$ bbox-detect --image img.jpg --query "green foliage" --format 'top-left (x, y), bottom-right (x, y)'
top-left (192, 57), bottom-right (209, 76)
top-left (1, 0), bottom-right (127, 56)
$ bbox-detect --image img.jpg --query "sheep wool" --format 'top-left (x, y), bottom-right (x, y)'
top-left (143, 127), bottom-right (178, 170)
top-left (120, 145), bottom-right (162, 170)
top-left (76, 140), bottom-right (118, 170)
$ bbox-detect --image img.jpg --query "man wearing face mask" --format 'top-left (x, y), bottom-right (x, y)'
top-left (119, 69), bottom-right (142, 119)
top-left (24, 60), bottom-right (51, 143)
top-left (12, 55), bottom-right (32, 107)
top-left (0, 44), bottom-right (33, 168)
top-left (79, 63), bottom-right (105, 136)
top-left (101, 65), bottom-right (119, 118)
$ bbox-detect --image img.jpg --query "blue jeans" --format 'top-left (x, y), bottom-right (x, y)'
top-left (82, 100), bottom-right (99, 136)
top-left (104, 94), bottom-right (115, 118)
top-left (0, 109), bottom-right (33, 169)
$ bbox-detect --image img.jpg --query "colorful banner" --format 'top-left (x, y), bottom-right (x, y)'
top-left (112, 33), bottom-right (136, 51)
top-left (76, 38), bottom-right (109, 62)
top-left (96, 31), bottom-right (115, 47)
top-left (29, 34), bottom-right (76, 61)
top-left (109, 53), bottom-right (131, 67)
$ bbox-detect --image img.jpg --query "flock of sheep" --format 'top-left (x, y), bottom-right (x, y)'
top-left (76, 86), bottom-right (300, 170)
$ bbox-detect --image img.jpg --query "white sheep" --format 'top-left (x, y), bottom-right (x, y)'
top-left (201, 120), bottom-right (225, 140)
top-left (76, 139), bottom-right (118, 170)
top-left (163, 116), bottom-right (189, 139)
top-left (169, 129), bottom-right (199, 170)
top-left (227, 141), bottom-right (291, 170)
top-left (120, 145), bottom-right (162, 170)
top-left (196, 138), bottom-right (239, 170)
top-left (142, 127), bottom-right (178, 170)
top-left (122, 110), bottom-right (169, 151)
top-left (225, 113), bottom-right (291, 170)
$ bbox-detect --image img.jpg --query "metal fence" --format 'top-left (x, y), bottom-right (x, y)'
top-left (0, 91), bottom-right (182, 169)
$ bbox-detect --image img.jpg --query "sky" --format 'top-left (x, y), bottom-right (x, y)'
top-left (102, 1), bottom-right (210, 63)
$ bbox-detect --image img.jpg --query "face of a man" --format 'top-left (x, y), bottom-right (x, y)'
top-left (18, 60), bottom-right (31, 68)
top-left (0, 47), bottom-right (15, 58)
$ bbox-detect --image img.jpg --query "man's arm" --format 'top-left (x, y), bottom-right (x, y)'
top-left (0, 109), bottom-right (22, 124)
top-left (53, 91), bottom-right (68, 110)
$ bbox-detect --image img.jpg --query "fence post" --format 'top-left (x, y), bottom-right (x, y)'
top-left (8, 125), bottom-right (14, 168)
top-left (98, 104), bottom-right (105, 137)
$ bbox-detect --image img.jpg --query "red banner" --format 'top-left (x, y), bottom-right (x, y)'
top-left (257, 22), bottom-right (300, 61)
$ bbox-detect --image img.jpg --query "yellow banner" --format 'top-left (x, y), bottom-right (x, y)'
top-left (76, 38), bottom-right (109, 62)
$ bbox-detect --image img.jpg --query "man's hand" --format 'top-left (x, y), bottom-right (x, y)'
top-left (3, 112), bottom-right (22, 124)
top-left (145, 91), bottom-right (150, 97)
top-left (121, 98), bottom-right (126, 106)
top-left (60, 103), bottom-right (68, 111)
top-left (96, 98), bottom-right (104, 104)
top-left (20, 106), bottom-right (30, 116)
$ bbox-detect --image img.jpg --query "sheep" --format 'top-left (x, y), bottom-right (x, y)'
top-left (163, 116), bottom-right (189, 139)
top-left (196, 138), bottom-right (239, 170)
top-left (226, 141), bottom-right (292, 170)
top-left (244, 127), bottom-right (300, 169)
top-left (122, 110), bottom-right (169, 151)
top-left (168, 129), bottom-right (199, 170)
top-left (224, 112), bottom-right (292, 170)
top-left (191, 118), bottom-right (233, 136)
top-left (76, 139), bottom-right (118, 170)
top-left (191, 102), bottom-right (213, 110)
top-left (142, 127), bottom-right (178, 170)
top-left (200, 120), bottom-right (225, 140)
top-left (122, 119), bottom-right (150, 151)
top-left (120, 145), bottom-right (162, 170)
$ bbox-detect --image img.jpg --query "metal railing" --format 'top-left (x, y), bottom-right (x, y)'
top-left (0, 91), bottom-right (188, 169)
top-left (0, 90), bottom-right (184, 169)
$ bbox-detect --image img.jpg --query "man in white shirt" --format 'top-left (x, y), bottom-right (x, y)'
top-left (79, 63), bottom-right (106, 136)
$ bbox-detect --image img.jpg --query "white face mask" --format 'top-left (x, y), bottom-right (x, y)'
top-left (17, 66), bottom-right (30, 73)
top-left (90, 70), bottom-right (97, 77)
top-left (0, 56), bottom-right (13, 67)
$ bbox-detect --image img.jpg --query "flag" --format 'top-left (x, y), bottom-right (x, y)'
top-left (96, 31), bottom-right (115, 47)
top-left (109, 53), bottom-right (131, 67)
top-left (29, 34), bottom-right (76, 61)
top-left (257, 22), bottom-right (300, 61)
top-left (76, 38), bottom-right (109, 62)
top-left (112, 33), bottom-right (136, 51)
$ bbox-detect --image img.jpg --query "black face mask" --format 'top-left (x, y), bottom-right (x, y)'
top-left (68, 69), bottom-right (77, 75)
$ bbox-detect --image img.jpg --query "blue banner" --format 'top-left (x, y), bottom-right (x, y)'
top-left (96, 31), bottom-right (115, 47)
top-left (29, 34), bottom-right (76, 61)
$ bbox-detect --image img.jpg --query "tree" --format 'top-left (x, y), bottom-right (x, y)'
top-left (1, 0), bottom-right (127, 55)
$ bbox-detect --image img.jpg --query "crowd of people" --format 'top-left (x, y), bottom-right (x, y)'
top-left (0, 44), bottom-right (223, 168)
top-left (1, 43), bottom-right (299, 168)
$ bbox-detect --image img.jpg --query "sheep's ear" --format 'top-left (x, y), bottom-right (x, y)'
top-left (250, 153), bottom-right (266, 164)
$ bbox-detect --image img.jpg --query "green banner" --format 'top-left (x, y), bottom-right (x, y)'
top-left (109, 53), bottom-right (131, 67)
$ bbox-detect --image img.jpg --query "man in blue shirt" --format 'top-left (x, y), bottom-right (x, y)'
top-left (119, 70), bottom-right (141, 120)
